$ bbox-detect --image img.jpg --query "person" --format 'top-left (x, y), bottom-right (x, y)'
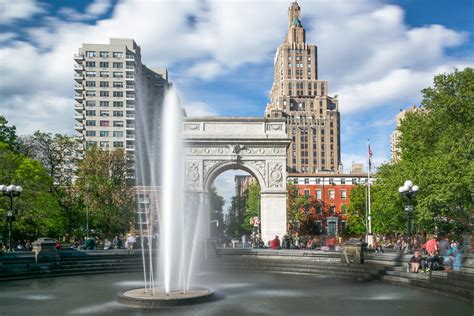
top-left (282, 234), bottom-right (291, 249)
top-left (270, 235), bottom-right (280, 250)
top-left (425, 236), bottom-right (438, 256)
top-left (409, 250), bottom-right (423, 273)
top-left (126, 234), bottom-right (136, 254)
top-left (451, 242), bottom-right (462, 272)
top-left (55, 241), bottom-right (61, 252)
top-left (112, 236), bottom-right (119, 249)
top-left (438, 236), bottom-right (451, 267)
top-left (293, 233), bottom-right (300, 249)
top-left (359, 238), bottom-right (368, 264)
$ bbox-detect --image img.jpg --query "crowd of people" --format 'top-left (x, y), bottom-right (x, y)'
top-left (408, 235), bottom-right (464, 273)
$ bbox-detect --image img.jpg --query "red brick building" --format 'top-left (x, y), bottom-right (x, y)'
top-left (288, 173), bottom-right (376, 236)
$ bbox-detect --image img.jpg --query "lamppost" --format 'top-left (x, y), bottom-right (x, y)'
top-left (0, 184), bottom-right (23, 252)
top-left (398, 180), bottom-right (419, 236)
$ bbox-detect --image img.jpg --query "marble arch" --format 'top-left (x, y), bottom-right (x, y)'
top-left (183, 117), bottom-right (290, 243)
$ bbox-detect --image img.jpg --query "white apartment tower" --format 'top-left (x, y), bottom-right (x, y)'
top-left (73, 38), bottom-right (169, 171)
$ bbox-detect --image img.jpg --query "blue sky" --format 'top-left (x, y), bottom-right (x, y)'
top-left (1, 0), bottom-right (473, 209)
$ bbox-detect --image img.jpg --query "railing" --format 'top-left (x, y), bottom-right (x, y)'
top-left (126, 75), bottom-right (134, 79)
top-left (126, 124), bottom-right (135, 129)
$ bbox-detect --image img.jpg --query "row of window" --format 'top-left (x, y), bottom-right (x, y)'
top-left (86, 117), bottom-right (128, 126)
top-left (85, 51), bottom-right (123, 58)
top-left (86, 141), bottom-right (124, 148)
top-left (85, 81), bottom-right (124, 88)
top-left (85, 61), bottom-right (123, 68)
top-left (85, 131), bottom-right (124, 137)
top-left (85, 71), bottom-right (123, 78)
top-left (85, 91), bottom-right (124, 97)
top-left (290, 178), bottom-right (369, 185)
top-left (292, 158), bottom-right (335, 166)
top-left (86, 101), bottom-right (124, 107)
top-left (303, 189), bottom-right (347, 200)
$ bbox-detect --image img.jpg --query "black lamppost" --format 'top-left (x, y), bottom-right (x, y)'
top-left (398, 180), bottom-right (419, 236)
top-left (0, 184), bottom-right (23, 252)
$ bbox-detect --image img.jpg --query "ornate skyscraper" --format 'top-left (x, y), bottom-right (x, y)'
top-left (265, 2), bottom-right (341, 174)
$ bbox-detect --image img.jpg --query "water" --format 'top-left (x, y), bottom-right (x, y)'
top-left (0, 271), bottom-right (470, 315)
top-left (135, 88), bottom-right (203, 295)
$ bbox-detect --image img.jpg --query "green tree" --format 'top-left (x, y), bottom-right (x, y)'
top-left (0, 142), bottom-right (62, 242)
top-left (241, 182), bottom-right (260, 233)
top-left (76, 147), bottom-right (135, 239)
top-left (287, 182), bottom-right (310, 233)
top-left (226, 195), bottom-right (247, 237)
top-left (209, 186), bottom-right (225, 237)
top-left (0, 116), bottom-right (18, 152)
top-left (367, 68), bottom-right (473, 237)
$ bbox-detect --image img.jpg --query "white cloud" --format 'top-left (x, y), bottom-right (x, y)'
top-left (184, 101), bottom-right (218, 117)
top-left (0, 0), bottom-right (44, 24)
top-left (0, 0), bottom-right (472, 137)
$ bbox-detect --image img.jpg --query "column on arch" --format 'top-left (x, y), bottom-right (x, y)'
top-left (260, 191), bottom-right (287, 244)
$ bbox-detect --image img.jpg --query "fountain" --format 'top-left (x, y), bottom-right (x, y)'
top-left (119, 88), bottom-right (214, 308)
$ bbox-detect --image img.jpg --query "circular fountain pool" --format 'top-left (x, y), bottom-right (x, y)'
top-left (0, 271), bottom-right (470, 315)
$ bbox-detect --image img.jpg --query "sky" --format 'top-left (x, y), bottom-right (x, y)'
top-left (0, 0), bottom-right (473, 212)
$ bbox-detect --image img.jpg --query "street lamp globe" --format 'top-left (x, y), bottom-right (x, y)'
top-left (412, 185), bottom-right (419, 192)
top-left (398, 186), bottom-right (405, 193)
top-left (404, 180), bottom-right (413, 189)
top-left (0, 185), bottom-right (6, 192)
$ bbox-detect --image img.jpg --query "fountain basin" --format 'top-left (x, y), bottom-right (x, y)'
top-left (118, 288), bottom-right (214, 308)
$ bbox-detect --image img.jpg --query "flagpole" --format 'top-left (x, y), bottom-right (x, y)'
top-left (367, 139), bottom-right (373, 245)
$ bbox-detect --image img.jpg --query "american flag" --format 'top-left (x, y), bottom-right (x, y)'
top-left (368, 142), bottom-right (373, 169)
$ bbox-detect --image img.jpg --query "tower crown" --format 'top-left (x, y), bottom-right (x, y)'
top-left (286, 1), bottom-right (305, 43)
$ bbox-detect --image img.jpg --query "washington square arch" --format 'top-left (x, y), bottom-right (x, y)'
top-left (182, 117), bottom-right (290, 243)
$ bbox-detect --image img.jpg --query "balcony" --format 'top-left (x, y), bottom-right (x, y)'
top-left (74, 94), bottom-right (84, 100)
top-left (74, 124), bottom-right (84, 130)
top-left (74, 54), bottom-right (84, 61)
top-left (74, 84), bottom-right (84, 91)
top-left (126, 145), bottom-right (135, 151)
top-left (74, 74), bottom-right (83, 82)
top-left (126, 66), bottom-right (135, 71)
top-left (126, 85), bottom-right (135, 91)
top-left (126, 114), bottom-right (135, 119)
top-left (126, 135), bottom-right (135, 140)
top-left (126, 124), bottom-right (135, 129)
top-left (74, 113), bottom-right (84, 120)
top-left (74, 64), bottom-right (83, 71)
top-left (126, 75), bottom-right (135, 81)
top-left (126, 94), bottom-right (135, 100)
top-left (126, 104), bottom-right (134, 109)
top-left (125, 55), bottom-right (135, 61)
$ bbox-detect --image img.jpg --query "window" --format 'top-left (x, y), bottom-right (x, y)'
top-left (113, 62), bottom-right (123, 68)
top-left (85, 81), bottom-right (96, 87)
top-left (329, 178), bottom-right (335, 185)
top-left (329, 189), bottom-right (335, 200)
top-left (341, 205), bottom-right (347, 215)
top-left (99, 62), bottom-right (109, 68)
top-left (113, 131), bottom-right (123, 137)
top-left (85, 61), bottom-right (96, 67)
top-left (100, 71), bottom-right (109, 77)
top-left (316, 190), bottom-right (322, 199)
top-left (113, 52), bottom-right (123, 58)
top-left (341, 178), bottom-right (345, 185)
top-left (85, 51), bottom-right (96, 57)
top-left (113, 141), bottom-right (123, 148)
top-left (113, 121), bottom-right (124, 127)
top-left (100, 110), bottom-right (109, 117)
top-left (100, 81), bottom-right (109, 87)
top-left (99, 120), bottom-right (109, 127)
top-left (304, 189), bottom-right (310, 197)
top-left (86, 141), bottom-right (97, 148)
top-left (85, 90), bottom-right (96, 96)
top-left (113, 111), bottom-right (123, 117)
top-left (85, 110), bottom-right (96, 116)
top-left (99, 141), bottom-right (109, 148)
top-left (352, 179), bottom-right (358, 185)
top-left (85, 120), bottom-right (96, 126)
top-left (316, 205), bottom-right (322, 215)
top-left (113, 91), bottom-right (123, 97)
top-left (304, 178), bottom-right (309, 184)
top-left (85, 131), bottom-right (96, 137)
top-left (99, 91), bottom-right (109, 97)
top-left (113, 82), bottom-right (123, 88)
top-left (113, 72), bottom-right (123, 78)
top-left (100, 101), bottom-right (109, 107)
top-left (329, 205), bottom-right (335, 215)
top-left (99, 131), bottom-right (109, 137)
top-left (85, 101), bottom-right (96, 107)
top-left (99, 51), bottom-right (109, 58)
top-left (341, 190), bottom-right (347, 199)
top-left (113, 101), bottom-right (123, 107)
top-left (85, 71), bottom-right (96, 77)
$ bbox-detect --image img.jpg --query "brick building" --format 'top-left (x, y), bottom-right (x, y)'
top-left (288, 173), bottom-right (376, 236)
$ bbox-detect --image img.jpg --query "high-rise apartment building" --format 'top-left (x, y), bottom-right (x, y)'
top-left (390, 104), bottom-right (427, 161)
top-left (73, 38), bottom-right (169, 168)
top-left (265, 2), bottom-right (341, 174)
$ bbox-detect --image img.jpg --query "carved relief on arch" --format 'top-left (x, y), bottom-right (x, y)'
top-left (185, 161), bottom-right (201, 190)
top-left (268, 162), bottom-right (283, 188)
top-left (203, 160), bottom-right (224, 179)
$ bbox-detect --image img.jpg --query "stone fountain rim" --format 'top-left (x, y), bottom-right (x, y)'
top-left (118, 287), bottom-right (215, 308)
